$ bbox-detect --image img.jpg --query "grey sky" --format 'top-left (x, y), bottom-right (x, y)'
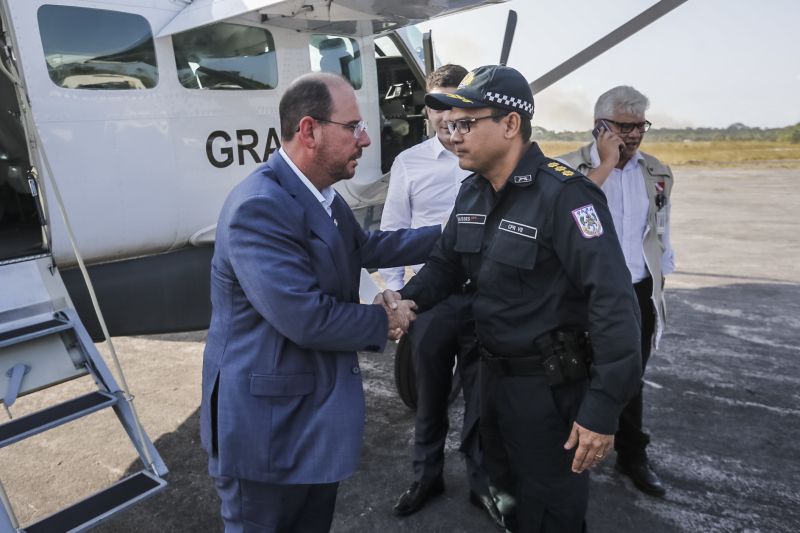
top-left (421, 0), bottom-right (800, 131)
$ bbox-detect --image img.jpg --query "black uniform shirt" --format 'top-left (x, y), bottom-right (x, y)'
top-left (401, 143), bottom-right (642, 434)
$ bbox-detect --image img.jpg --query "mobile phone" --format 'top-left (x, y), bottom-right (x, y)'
top-left (591, 119), bottom-right (611, 140)
top-left (592, 119), bottom-right (623, 153)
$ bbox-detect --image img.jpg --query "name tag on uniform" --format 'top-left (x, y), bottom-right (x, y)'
top-left (456, 213), bottom-right (486, 225)
top-left (498, 218), bottom-right (537, 239)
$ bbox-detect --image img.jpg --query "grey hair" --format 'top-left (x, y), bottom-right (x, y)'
top-left (594, 86), bottom-right (650, 120)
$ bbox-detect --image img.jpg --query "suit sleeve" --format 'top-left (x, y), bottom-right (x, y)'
top-left (228, 194), bottom-right (388, 353)
top-left (550, 180), bottom-right (643, 434)
top-left (355, 225), bottom-right (441, 270)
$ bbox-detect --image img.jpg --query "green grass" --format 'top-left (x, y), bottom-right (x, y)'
top-left (537, 140), bottom-right (800, 168)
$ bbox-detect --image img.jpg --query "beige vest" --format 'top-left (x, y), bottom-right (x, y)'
top-left (560, 144), bottom-right (673, 348)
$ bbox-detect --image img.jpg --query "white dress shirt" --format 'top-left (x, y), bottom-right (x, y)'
top-left (379, 136), bottom-right (471, 290)
top-left (589, 143), bottom-right (675, 283)
top-left (279, 147), bottom-right (336, 216)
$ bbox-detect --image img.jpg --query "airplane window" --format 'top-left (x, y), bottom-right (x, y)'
top-left (37, 5), bottom-right (157, 90)
top-left (172, 23), bottom-right (278, 90)
top-left (309, 35), bottom-right (362, 90)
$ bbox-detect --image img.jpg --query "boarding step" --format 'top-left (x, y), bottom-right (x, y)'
top-left (0, 391), bottom-right (117, 448)
top-left (21, 470), bottom-right (167, 533)
top-left (0, 315), bottom-right (72, 350)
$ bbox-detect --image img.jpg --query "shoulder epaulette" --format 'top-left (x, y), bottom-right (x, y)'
top-left (538, 159), bottom-right (582, 182)
top-left (462, 172), bottom-right (481, 185)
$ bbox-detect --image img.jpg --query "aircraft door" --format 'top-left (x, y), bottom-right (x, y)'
top-left (373, 33), bottom-right (428, 174)
top-left (0, 9), bottom-right (45, 262)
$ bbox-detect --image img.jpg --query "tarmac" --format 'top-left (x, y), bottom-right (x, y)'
top-left (1, 166), bottom-right (798, 532)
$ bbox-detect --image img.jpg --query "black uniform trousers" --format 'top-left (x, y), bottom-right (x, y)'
top-left (212, 467), bottom-right (338, 533)
top-left (480, 366), bottom-right (589, 533)
top-left (409, 293), bottom-right (490, 496)
top-left (615, 275), bottom-right (656, 465)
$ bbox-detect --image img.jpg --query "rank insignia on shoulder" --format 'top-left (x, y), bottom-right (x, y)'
top-left (571, 204), bottom-right (604, 239)
top-left (513, 174), bottom-right (533, 184)
top-left (544, 161), bottom-right (578, 179)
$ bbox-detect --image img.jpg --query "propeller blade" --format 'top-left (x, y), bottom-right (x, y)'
top-left (499, 9), bottom-right (517, 66)
top-left (530, 0), bottom-right (688, 94)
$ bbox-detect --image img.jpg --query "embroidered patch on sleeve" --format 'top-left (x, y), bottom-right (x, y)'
top-left (571, 204), bottom-right (604, 239)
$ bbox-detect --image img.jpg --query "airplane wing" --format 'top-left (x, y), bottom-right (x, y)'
top-left (156, 0), bottom-right (508, 38)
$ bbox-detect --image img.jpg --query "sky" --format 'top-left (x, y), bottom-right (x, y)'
top-left (418, 0), bottom-right (800, 132)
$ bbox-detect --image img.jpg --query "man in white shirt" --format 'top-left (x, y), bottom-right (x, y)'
top-left (384, 65), bottom-right (503, 528)
top-left (558, 85), bottom-right (675, 497)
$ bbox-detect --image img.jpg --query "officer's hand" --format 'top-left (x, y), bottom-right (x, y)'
top-left (596, 129), bottom-right (624, 167)
top-left (563, 422), bottom-right (613, 473)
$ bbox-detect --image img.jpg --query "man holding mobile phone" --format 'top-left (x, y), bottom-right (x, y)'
top-left (558, 86), bottom-right (675, 497)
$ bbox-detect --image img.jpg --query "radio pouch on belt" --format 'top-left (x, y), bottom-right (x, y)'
top-left (559, 331), bottom-right (589, 381)
top-left (543, 355), bottom-right (565, 386)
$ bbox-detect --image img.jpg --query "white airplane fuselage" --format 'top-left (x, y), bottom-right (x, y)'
top-left (0, 0), bottom-right (504, 335)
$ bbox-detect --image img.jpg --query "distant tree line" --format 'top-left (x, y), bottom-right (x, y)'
top-left (534, 123), bottom-right (800, 143)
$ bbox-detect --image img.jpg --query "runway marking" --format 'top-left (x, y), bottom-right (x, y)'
top-left (683, 390), bottom-right (800, 416)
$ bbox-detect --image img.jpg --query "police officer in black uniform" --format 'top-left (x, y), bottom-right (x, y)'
top-left (382, 65), bottom-right (643, 532)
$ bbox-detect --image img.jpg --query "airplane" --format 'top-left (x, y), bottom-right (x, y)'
top-left (0, 0), bottom-right (688, 530)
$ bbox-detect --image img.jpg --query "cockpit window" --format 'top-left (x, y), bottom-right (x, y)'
top-left (172, 23), bottom-right (278, 90)
top-left (37, 5), bottom-right (157, 90)
top-left (309, 35), bottom-right (362, 90)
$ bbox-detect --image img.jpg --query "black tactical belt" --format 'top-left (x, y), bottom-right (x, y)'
top-left (479, 346), bottom-right (545, 376)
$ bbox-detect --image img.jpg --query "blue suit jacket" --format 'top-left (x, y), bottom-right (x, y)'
top-left (201, 153), bottom-right (440, 484)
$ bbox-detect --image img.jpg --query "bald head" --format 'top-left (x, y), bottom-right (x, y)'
top-left (279, 72), bottom-right (351, 142)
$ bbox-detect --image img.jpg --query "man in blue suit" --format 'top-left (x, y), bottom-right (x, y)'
top-left (201, 72), bottom-right (442, 532)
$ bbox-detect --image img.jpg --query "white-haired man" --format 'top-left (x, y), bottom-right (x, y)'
top-left (559, 85), bottom-right (675, 496)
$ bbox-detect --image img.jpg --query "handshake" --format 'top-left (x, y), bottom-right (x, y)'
top-left (373, 289), bottom-right (418, 341)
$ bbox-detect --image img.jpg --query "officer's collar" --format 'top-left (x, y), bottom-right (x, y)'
top-left (467, 142), bottom-right (545, 190)
top-left (506, 142), bottom-right (546, 188)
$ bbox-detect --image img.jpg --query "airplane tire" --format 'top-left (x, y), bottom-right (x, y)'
top-left (393, 335), bottom-right (461, 411)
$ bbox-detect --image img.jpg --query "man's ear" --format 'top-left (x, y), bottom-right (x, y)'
top-left (296, 116), bottom-right (318, 148)
top-left (504, 112), bottom-right (521, 140)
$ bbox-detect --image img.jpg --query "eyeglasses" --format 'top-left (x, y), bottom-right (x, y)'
top-left (600, 118), bottom-right (652, 134)
top-left (310, 116), bottom-right (368, 138)
top-left (446, 113), bottom-right (507, 135)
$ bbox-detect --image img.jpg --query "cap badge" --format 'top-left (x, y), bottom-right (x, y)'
top-left (446, 93), bottom-right (475, 104)
top-left (459, 71), bottom-right (476, 88)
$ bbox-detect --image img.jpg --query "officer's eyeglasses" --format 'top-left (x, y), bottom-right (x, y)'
top-left (308, 117), bottom-right (368, 139)
top-left (600, 119), bottom-right (652, 134)
top-left (446, 113), bottom-right (507, 135)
